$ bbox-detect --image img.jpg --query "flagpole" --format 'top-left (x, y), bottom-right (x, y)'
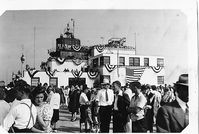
top-left (134, 32), bottom-right (136, 55)
top-left (117, 42), bottom-right (119, 77)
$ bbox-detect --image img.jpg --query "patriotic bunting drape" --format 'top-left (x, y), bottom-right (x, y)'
top-left (71, 69), bottom-right (83, 78)
top-left (96, 45), bottom-right (105, 53)
top-left (72, 44), bottom-right (82, 51)
top-left (87, 70), bottom-right (99, 79)
top-left (45, 69), bottom-right (57, 77)
top-left (126, 67), bottom-right (145, 83)
top-left (27, 70), bottom-right (39, 78)
top-left (72, 58), bottom-right (83, 66)
top-left (150, 66), bottom-right (163, 73)
top-left (105, 64), bottom-right (117, 72)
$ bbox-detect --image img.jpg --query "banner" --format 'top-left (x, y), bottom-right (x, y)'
top-left (105, 64), bottom-right (117, 72)
top-left (71, 69), bottom-right (83, 78)
top-left (45, 68), bottom-right (57, 77)
top-left (27, 70), bottom-right (39, 78)
top-left (72, 44), bottom-right (81, 51)
top-left (96, 44), bottom-right (105, 53)
top-left (72, 58), bottom-right (84, 66)
top-left (150, 66), bottom-right (162, 73)
top-left (126, 67), bottom-right (145, 83)
top-left (87, 70), bottom-right (99, 79)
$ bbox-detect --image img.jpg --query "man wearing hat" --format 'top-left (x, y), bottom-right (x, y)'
top-left (3, 80), bottom-right (37, 133)
top-left (156, 74), bottom-right (189, 132)
top-left (96, 78), bottom-right (114, 133)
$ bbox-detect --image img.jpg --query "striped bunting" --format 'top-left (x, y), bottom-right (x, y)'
top-left (96, 45), bottom-right (105, 53)
top-left (27, 70), bottom-right (39, 78)
top-left (151, 66), bottom-right (163, 73)
top-left (105, 64), bottom-right (117, 72)
top-left (72, 44), bottom-right (81, 51)
top-left (71, 69), bottom-right (83, 78)
top-left (87, 70), bottom-right (99, 79)
top-left (126, 67), bottom-right (145, 83)
top-left (72, 58), bottom-right (83, 66)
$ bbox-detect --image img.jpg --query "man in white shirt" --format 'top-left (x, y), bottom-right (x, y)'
top-left (128, 81), bottom-right (147, 132)
top-left (3, 80), bottom-right (37, 133)
top-left (0, 87), bottom-right (10, 126)
top-left (96, 78), bottom-right (114, 133)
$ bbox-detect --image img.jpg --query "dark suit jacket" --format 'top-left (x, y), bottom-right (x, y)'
top-left (156, 100), bottom-right (188, 132)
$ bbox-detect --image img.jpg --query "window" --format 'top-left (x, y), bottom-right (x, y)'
top-left (49, 77), bottom-right (58, 87)
top-left (157, 76), bottom-right (164, 85)
top-left (31, 77), bottom-right (40, 86)
top-left (157, 58), bottom-right (164, 67)
top-left (100, 56), bottom-right (110, 66)
top-left (93, 58), bottom-right (98, 67)
top-left (100, 75), bottom-right (110, 84)
top-left (119, 57), bottom-right (125, 66)
top-left (144, 58), bottom-right (149, 66)
top-left (129, 57), bottom-right (140, 66)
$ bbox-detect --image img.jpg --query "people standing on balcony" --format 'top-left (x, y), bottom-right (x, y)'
top-left (95, 78), bottom-right (114, 133)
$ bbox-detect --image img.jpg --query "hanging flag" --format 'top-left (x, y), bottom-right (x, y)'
top-left (105, 64), bottom-right (117, 72)
top-left (96, 44), bottom-right (105, 53)
top-left (71, 69), bottom-right (83, 78)
top-left (87, 70), bottom-right (99, 79)
top-left (126, 67), bottom-right (145, 83)
top-left (45, 68), bottom-right (57, 77)
top-left (150, 66), bottom-right (163, 73)
top-left (72, 44), bottom-right (81, 51)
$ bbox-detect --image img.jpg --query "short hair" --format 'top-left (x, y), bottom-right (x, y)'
top-left (113, 81), bottom-right (121, 88)
top-left (151, 85), bottom-right (157, 91)
top-left (0, 87), bottom-right (6, 100)
top-left (129, 82), bottom-right (141, 89)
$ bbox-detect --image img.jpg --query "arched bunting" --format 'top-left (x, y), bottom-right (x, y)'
top-left (105, 64), bottom-right (117, 72)
top-left (150, 66), bottom-right (163, 73)
top-left (72, 44), bottom-right (81, 52)
top-left (71, 69), bottom-right (83, 78)
top-left (87, 70), bottom-right (99, 79)
top-left (72, 58), bottom-right (83, 66)
top-left (45, 68), bottom-right (57, 77)
top-left (96, 44), bottom-right (105, 53)
top-left (27, 70), bottom-right (39, 78)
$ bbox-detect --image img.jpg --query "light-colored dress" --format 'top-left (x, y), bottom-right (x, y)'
top-left (34, 103), bottom-right (53, 132)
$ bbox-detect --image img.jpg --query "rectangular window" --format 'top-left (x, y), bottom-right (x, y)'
top-left (144, 58), bottom-right (149, 66)
top-left (100, 56), bottom-right (110, 66)
top-left (129, 57), bottom-right (134, 66)
top-left (100, 75), bottom-right (110, 84)
top-left (133, 57), bottom-right (140, 66)
top-left (157, 76), bottom-right (164, 85)
top-left (119, 57), bottom-right (125, 66)
top-left (31, 77), bottom-right (40, 86)
top-left (49, 77), bottom-right (58, 87)
top-left (93, 58), bottom-right (98, 67)
top-left (157, 58), bottom-right (164, 67)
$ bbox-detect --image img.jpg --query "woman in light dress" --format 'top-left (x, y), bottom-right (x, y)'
top-left (31, 86), bottom-right (54, 133)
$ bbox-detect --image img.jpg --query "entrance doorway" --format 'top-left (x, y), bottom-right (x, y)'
top-left (69, 78), bottom-right (86, 87)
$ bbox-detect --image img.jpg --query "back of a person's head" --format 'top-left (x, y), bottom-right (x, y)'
top-left (129, 81), bottom-right (141, 89)
top-left (0, 87), bottom-right (6, 100)
top-left (151, 85), bottom-right (157, 91)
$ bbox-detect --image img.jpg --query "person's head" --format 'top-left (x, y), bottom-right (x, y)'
top-left (174, 74), bottom-right (188, 103)
top-left (32, 86), bottom-right (47, 106)
top-left (151, 85), bottom-right (157, 91)
top-left (15, 80), bottom-right (31, 100)
top-left (43, 83), bottom-right (48, 89)
top-left (82, 84), bottom-right (89, 94)
top-left (101, 78), bottom-right (110, 89)
top-left (129, 81), bottom-right (141, 94)
top-left (112, 81), bottom-right (121, 94)
top-left (0, 87), bottom-right (6, 100)
top-left (141, 84), bottom-right (147, 95)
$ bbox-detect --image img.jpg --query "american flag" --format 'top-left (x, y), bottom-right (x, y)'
top-left (126, 67), bottom-right (145, 83)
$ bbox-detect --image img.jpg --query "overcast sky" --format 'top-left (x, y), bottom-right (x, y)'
top-left (0, 9), bottom-right (189, 84)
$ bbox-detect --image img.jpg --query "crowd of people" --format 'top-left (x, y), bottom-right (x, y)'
top-left (0, 73), bottom-right (189, 133)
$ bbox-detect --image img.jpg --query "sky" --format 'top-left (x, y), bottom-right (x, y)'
top-left (0, 9), bottom-right (189, 84)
